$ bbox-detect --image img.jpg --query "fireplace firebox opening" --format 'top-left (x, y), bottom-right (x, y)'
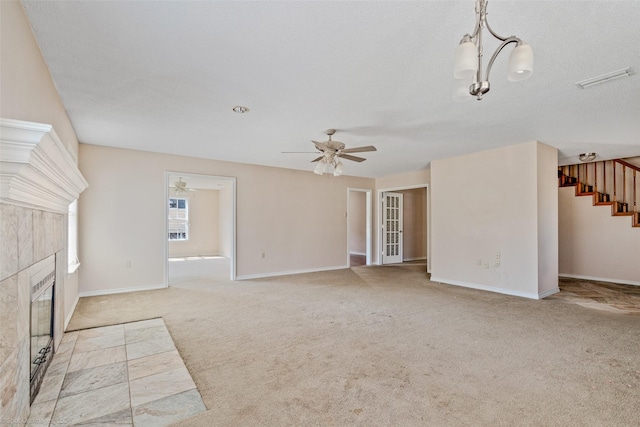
top-left (29, 254), bottom-right (56, 404)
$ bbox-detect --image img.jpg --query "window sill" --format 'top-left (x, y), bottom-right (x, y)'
top-left (68, 262), bottom-right (81, 274)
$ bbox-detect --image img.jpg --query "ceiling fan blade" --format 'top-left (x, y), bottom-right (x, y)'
top-left (312, 140), bottom-right (329, 151)
top-left (341, 145), bottom-right (377, 153)
top-left (339, 154), bottom-right (366, 163)
top-left (311, 156), bottom-right (324, 163)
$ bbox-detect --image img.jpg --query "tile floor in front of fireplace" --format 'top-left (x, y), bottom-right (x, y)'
top-left (27, 318), bottom-right (206, 426)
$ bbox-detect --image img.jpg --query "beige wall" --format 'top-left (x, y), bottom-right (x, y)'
top-left (0, 1), bottom-right (79, 160)
top-left (78, 144), bottom-right (374, 293)
top-left (168, 189), bottom-right (220, 258)
top-left (398, 188), bottom-right (427, 261)
top-left (348, 191), bottom-right (366, 255)
top-left (1, 0), bottom-right (80, 326)
top-left (0, 2), bottom-right (82, 418)
top-left (431, 141), bottom-right (558, 299)
top-left (559, 187), bottom-right (640, 284)
top-left (218, 184), bottom-right (233, 259)
top-left (536, 142), bottom-right (560, 296)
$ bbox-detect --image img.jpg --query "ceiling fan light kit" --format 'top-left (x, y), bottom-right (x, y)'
top-left (454, 0), bottom-right (534, 100)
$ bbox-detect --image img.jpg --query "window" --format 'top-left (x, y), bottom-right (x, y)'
top-left (168, 198), bottom-right (189, 240)
top-left (68, 199), bottom-right (80, 273)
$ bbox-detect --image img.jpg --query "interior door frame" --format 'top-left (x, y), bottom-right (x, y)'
top-left (376, 184), bottom-right (430, 271)
top-left (164, 171), bottom-right (237, 285)
top-left (347, 188), bottom-right (373, 266)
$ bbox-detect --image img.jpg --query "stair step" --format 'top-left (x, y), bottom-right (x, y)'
top-left (594, 192), bottom-right (613, 206)
top-left (558, 174), bottom-right (577, 187)
top-left (559, 160), bottom-right (640, 229)
top-left (578, 183), bottom-right (594, 193)
top-left (614, 202), bottom-right (630, 214)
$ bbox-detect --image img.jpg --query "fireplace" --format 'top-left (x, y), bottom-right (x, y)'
top-left (0, 119), bottom-right (88, 420)
top-left (29, 254), bottom-right (56, 403)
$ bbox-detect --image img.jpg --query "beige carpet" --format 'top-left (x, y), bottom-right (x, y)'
top-left (68, 264), bottom-right (640, 426)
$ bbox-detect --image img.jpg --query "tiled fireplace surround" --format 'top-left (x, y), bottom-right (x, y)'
top-left (0, 205), bottom-right (66, 422)
top-left (0, 119), bottom-right (87, 423)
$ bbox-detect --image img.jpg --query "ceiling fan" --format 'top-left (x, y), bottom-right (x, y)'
top-left (285, 129), bottom-right (377, 176)
top-left (171, 177), bottom-right (195, 194)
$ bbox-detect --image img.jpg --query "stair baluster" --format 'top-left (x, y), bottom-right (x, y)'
top-left (613, 161), bottom-right (617, 205)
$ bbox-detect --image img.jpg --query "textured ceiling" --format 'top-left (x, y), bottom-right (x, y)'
top-left (21, 1), bottom-right (640, 178)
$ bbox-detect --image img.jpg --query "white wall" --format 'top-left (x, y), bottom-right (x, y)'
top-left (431, 141), bottom-right (558, 299)
top-left (559, 186), bottom-right (640, 285)
top-left (168, 189), bottom-right (220, 258)
top-left (78, 144), bottom-right (374, 293)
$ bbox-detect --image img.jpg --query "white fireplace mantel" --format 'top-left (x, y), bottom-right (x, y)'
top-left (0, 118), bottom-right (88, 213)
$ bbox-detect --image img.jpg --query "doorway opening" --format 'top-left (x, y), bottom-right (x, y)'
top-left (377, 185), bottom-right (429, 271)
top-left (165, 172), bottom-right (236, 287)
top-left (347, 188), bottom-right (372, 267)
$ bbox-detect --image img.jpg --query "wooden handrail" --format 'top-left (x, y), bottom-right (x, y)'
top-left (614, 158), bottom-right (640, 172)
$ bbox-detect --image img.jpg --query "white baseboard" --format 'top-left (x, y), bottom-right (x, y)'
top-left (349, 252), bottom-right (366, 256)
top-left (237, 265), bottom-right (348, 280)
top-left (402, 257), bottom-right (427, 262)
top-left (430, 277), bottom-right (558, 300)
top-left (539, 287), bottom-right (560, 298)
top-left (79, 283), bottom-right (167, 298)
top-left (559, 273), bottom-right (640, 287)
top-left (64, 293), bottom-right (80, 330)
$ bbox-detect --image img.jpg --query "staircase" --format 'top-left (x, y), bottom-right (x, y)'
top-left (558, 158), bottom-right (640, 228)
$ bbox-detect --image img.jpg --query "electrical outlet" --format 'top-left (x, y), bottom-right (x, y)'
top-left (261, 252), bottom-right (266, 259)
top-left (496, 251), bottom-right (500, 260)
top-left (495, 260), bottom-right (500, 267)
top-left (125, 261), bottom-right (132, 268)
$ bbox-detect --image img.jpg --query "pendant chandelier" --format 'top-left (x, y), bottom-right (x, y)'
top-left (454, 0), bottom-right (534, 101)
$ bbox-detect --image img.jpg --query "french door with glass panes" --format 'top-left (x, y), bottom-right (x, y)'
top-left (382, 192), bottom-right (403, 264)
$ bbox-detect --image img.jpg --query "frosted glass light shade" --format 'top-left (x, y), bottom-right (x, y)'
top-left (453, 77), bottom-right (473, 101)
top-left (333, 161), bottom-right (343, 177)
top-left (507, 43), bottom-right (533, 81)
top-left (314, 159), bottom-right (326, 175)
top-left (453, 41), bottom-right (478, 79)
